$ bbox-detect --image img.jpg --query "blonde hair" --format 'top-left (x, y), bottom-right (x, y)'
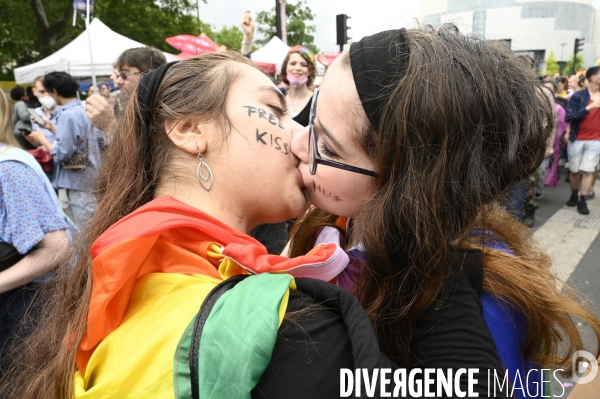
top-left (0, 90), bottom-right (21, 148)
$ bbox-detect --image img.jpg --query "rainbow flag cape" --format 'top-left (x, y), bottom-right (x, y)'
top-left (74, 196), bottom-right (348, 398)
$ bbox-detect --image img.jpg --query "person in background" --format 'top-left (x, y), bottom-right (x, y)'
top-left (565, 66), bottom-right (600, 214)
top-left (579, 73), bottom-right (587, 89)
top-left (27, 72), bottom-right (104, 228)
top-left (31, 75), bottom-right (58, 145)
top-left (568, 74), bottom-right (584, 99)
top-left (505, 55), bottom-right (538, 227)
top-left (98, 83), bottom-right (114, 108)
top-left (86, 47), bottom-right (167, 138)
top-left (109, 67), bottom-right (119, 88)
top-left (0, 89), bottom-right (71, 372)
top-left (544, 79), bottom-right (568, 108)
top-left (541, 85), bottom-right (569, 190)
top-left (25, 87), bottom-right (40, 109)
top-left (557, 75), bottom-right (569, 98)
top-left (279, 46), bottom-right (316, 128)
top-left (9, 86), bottom-right (32, 149)
top-left (240, 10), bottom-right (254, 56)
top-left (86, 86), bottom-right (96, 97)
top-left (98, 83), bottom-right (111, 98)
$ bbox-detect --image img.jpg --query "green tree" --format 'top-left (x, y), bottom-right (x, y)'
top-left (94, 0), bottom-right (209, 52)
top-left (0, 0), bottom-right (81, 79)
top-left (214, 26), bottom-right (243, 51)
top-left (545, 51), bottom-right (559, 75)
top-left (564, 53), bottom-right (585, 75)
top-left (255, 0), bottom-right (319, 53)
top-left (0, 0), bottom-right (210, 81)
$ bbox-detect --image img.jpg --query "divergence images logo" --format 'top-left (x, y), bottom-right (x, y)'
top-left (572, 351), bottom-right (598, 385)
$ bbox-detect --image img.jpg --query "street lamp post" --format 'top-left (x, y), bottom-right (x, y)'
top-left (85, 0), bottom-right (97, 88)
top-left (196, 0), bottom-right (201, 34)
top-left (275, 0), bottom-right (287, 43)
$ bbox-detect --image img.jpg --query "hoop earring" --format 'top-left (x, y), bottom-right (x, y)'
top-left (196, 149), bottom-right (214, 191)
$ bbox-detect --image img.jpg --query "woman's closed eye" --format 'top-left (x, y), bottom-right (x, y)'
top-left (268, 103), bottom-right (288, 117)
top-left (319, 139), bottom-right (339, 159)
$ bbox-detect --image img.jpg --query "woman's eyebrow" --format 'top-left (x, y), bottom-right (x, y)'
top-left (258, 86), bottom-right (287, 109)
top-left (317, 117), bottom-right (347, 154)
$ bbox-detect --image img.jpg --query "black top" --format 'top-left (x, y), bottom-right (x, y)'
top-left (292, 99), bottom-right (312, 128)
top-left (250, 222), bottom-right (290, 255)
top-left (253, 249), bottom-right (508, 398)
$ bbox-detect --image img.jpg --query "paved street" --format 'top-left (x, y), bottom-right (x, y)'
top-left (531, 166), bottom-right (600, 397)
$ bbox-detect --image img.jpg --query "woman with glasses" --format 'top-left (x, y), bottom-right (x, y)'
top-left (289, 25), bottom-right (600, 397)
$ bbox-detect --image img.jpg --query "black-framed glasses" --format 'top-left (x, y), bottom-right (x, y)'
top-left (308, 88), bottom-right (380, 178)
top-left (116, 71), bottom-right (142, 80)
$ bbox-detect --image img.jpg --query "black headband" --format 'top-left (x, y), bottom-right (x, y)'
top-left (349, 29), bottom-right (409, 133)
top-left (137, 61), bottom-right (178, 133)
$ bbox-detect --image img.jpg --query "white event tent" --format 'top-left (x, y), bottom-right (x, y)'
top-left (251, 36), bottom-right (325, 76)
top-left (14, 18), bottom-right (178, 84)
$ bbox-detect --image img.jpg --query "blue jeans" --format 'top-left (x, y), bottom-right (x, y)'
top-left (67, 189), bottom-right (95, 229)
top-left (506, 180), bottom-right (528, 222)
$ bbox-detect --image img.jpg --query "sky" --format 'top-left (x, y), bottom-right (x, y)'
top-left (198, 0), bottom-right (423, 53)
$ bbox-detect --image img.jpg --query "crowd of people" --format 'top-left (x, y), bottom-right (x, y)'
top-left (1, 11), bottom-right (600, 399)
top-left (538, 68), bottom-right (600, 217)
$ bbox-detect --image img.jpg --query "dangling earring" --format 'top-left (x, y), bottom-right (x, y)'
top-left (196, 147), bottom-right (214, 191)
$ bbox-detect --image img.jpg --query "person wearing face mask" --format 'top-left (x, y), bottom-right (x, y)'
top-left (31, 75), bottom-right (59, 146)
top-left (27, 72), bottom-right (105, 228)
top-left (279, 46), bottom-right (317, 128)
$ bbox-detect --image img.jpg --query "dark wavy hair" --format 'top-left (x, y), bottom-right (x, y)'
top-left (291, 24), bottom-right (600, 369)
top-left (43, 72), bottom-right (79, 98)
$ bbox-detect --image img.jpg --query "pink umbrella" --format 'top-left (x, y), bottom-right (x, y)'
top-left (316, 52), bottom-right (340, 67)
top-left (254, 61), bottom-right (276, 75)
top-left (165, 33), bottom-right (219, 55)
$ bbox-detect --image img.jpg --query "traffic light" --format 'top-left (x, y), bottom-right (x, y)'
top-left (336, 14), bottom-right (351, 51)
top-left (574, 38), bottom-right (584, 55)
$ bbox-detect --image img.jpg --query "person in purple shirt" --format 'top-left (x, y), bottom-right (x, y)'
top-left (28, 72), bottom-right (105, 228)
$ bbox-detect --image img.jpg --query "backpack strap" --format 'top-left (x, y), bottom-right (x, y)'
top-left (189, 274), bottom-right (248, 399)
top-left (190, 273), bottom-right (295, 399)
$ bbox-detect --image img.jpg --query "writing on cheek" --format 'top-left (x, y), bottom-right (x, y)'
top-left (312, 182), bottom-right (342, 202)
top-left (243, 105), bottom-right (285, 129)
top-left (256, 129), bottom-right (289, 155)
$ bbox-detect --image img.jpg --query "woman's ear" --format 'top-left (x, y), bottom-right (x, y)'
top-left (165, 118), bottom-right (209, 156)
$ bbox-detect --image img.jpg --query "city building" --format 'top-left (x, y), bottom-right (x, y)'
top-left (421, 0), bottom-right (600, 73)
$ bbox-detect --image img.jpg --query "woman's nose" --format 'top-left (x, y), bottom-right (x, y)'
top-left (291, 125), bottom-right (310, 162)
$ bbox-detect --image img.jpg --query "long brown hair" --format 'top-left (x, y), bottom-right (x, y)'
top-left (0, 52), bottom-right (257, 399)
top-left (0, 90), bottom-right (22, 148)
top-left (291, 24), bottom-right (600, 370)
